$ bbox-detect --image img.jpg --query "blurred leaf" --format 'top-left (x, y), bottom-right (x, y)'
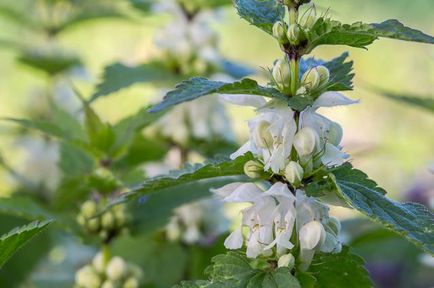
top-left (330, 164), bottom-right (434, 255)
top-left (2, 118), bottom-right (67, 139)
top-left (91, 62), bottom-right (177, 102)
top-left (50, 102), bottom-right (86, 140)
top-left (148, 78), bottom-right (287, 113)
top-left (83, 103), bottom-right (116, 154)
top-left (380, 91), bottom-right (434, 113)
top-left (59, 141), bottom-right (95, 177)
top-left (234, 0), bottom-right (285, 35)
top-left (189, 137), bottom-right (239, 158)
top-left (307, 247), bottom-right (373, 288)
top-left (0, 220), bottom-right (53, 267)
top-left (0, 196), bottom-right (53, 221)
top-left (115, 154), bottom-right (253, 204)
top-left (53, 177), bottom-right (91, 210)
top-left (129, 0), bottom-right (153, 13)
top-left (17, 50), bottom-right (81, 75)
top-left (306, 18), bottom-right (434, 53)
top-left (372, 19), bottom-right (434, 44)
top-left (113, 235), bottom-right (188, 288)
top-left (0, 4), bottom-right (39, 29)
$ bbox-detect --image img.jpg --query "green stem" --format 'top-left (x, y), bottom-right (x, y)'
top-left (290, 58), bottom-right (299, 97)
top-left (102, 244), bottom-right (111, 266)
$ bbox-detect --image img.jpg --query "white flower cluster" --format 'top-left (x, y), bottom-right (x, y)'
top-left (75, 253), bottom-right (142, 288)
top-left (166, 199), bottom-right (229, 245)
top-left (154, 0), bottom-right (219, 74)
top-left (214, 59), bottom-right (357, 270)
top-left (77, 200), bottom-right (130, 241)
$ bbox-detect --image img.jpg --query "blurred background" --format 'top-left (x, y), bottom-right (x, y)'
top-left (0, 0), bottom-right (433, 287)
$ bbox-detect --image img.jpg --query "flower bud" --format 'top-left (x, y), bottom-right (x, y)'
top-left (316, 65), bottom-right (330, 85)
top-left (272, 58), bottom-right (291, 91)
top-left (92, 252), bottom-right (105, 273)
top-left (77, 215), bottom-right (86, 226)
top-left (75, 265), bottom-right (102, 288)
top-left (101, 211), bottom-right (115, 230)
top-left (301, 67), bottom-right (321, 90)
top-left (124, 277), bottom-right (139, 288)
top-left (294, 127), bottom-right (319, 156)
top-left (243, 160), bottom-right (264, 179)
top-left (81, 200), bottom-right (97, 219)
top-left (287, 24), bottom-right (300, 45)
top-left (113, 206), bottom-right (127, 226)
top-left (300, 5), bottom-right (316, 30)
top-left (284, 161), bottom-right (304, 185)
top-left (101, 281), bottom-right (115, 288)
top-left (106, 256), bottom-right (127, 281)
top-left (87, 218), bottom-right (100, 232)
top-left (272, 21), bottom-right (288, 44)
top-left (278, 253), bottom-right (295, 269)
top-left (254, 121), bottom-right (274, 148)
top-left (299, 220), bottom-right (326, 250)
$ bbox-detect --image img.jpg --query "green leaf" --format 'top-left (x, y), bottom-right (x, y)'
top-left (306, 18), bottom-right (434, 53)
top-left (0, 197), bottom-right (54, 221)
top-left (234, 0), bottom-right (285, 35)
top-left (371, 19), bottom-right (434, 44)
top-left (50, 102), bottom-right (86, 140)
top-left (91, 62), bottom-right (178, 102)
top-left (115, 154), bottom-right (252, 204)
top-left (83, 103), bottom-right (116, 153)
top-left (0, 220), bottom-right (52, 267)
top-left (308, 247), bottom-right (373, 288)
top-left (331, 164), bottom-right (434, 255)
top-left (17, 50), bottom-right (81, 75)
top-left (2, 118), bottom-right (66, 139)
top-left (58, 141), bottom-right (95, 177)
top-left (380, 91), bottom-right (434, 113)
top-left (149, 77), bottom-right (286, 113)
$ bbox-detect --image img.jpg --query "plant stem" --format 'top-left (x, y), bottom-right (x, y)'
top-left (290, 58), bottom-right (299, 97)
top-left (102, 244), bottom-right (111, 266)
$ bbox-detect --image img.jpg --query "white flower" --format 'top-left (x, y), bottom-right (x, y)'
top-left (293, 127), bottom-right (319, 157)
top-left (300, 91), bottom-right (358, 167)
top-left (231, 104), bottom-right (297, 173)
top-left (224, 228), bottom-right (244, 250)
top-left (298, 220), bottom-right (326, 271)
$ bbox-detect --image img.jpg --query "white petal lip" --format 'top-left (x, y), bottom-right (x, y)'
top-left (299, 220), bottom-right (326, 250)
top-left (211, 182), bottom-right (244, 199)
top-left (223, 183), bottom-right (263, 203)
top-left (230, 141), bottom-right (252, 160)
top-left (219, 94), bottom-right (267, 108)
top-left (321, 143), bottom-right (348, 167)
top-left (312, 91), bottom-right (359, 110)
top-left (224, 228), bottom-right (244, 250)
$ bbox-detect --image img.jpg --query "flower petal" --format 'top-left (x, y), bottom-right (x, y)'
top-left (312, 91), bottom-right (359, 110)
top-left (224, 228), bottom-right (244, 250)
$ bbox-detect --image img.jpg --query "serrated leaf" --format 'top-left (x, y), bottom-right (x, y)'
top-left (263, 268), bottom-right (301, 288)
top-left (0, 197), bottom-right (54, 221)
top-left (0, 220), bottom-right (52, 267)
top-left (371, 19), bottom-right (434, 44)
top-left (149, 77), bottom-right (286, 112)
top-left (308, 247), bottom-right (373, 288)
top-left (234, 0), bottom-right (285, 35)
top-left (115, 154), bottom-right (252, 204)
top-left (331, 164), bottom-right (434, 254)
top-left (91, 62), bottom-right (178, 102)
top-left (380, 91), bottom-right (434, 113)
top-left (306, 18), bottom-right (434, 53)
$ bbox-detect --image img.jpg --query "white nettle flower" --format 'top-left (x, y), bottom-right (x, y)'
top-left (300, 91), bottom-right (358, 167)
top-left (231, 104), bottom-right (297, 173)
top-left (214, 182), bottom-right (296, 258)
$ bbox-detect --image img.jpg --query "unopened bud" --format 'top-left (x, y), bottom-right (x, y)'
top-left (300, 5), bottom-right (317, 30)
top-left (278, 253), bottom-right (295, 269)
top-left (87, 218), bottom-right (100, 232)
top-left (81, 200), bottom-right (97, 218)
top-left (101, 212), bottom-right (115, 230)
top-left (272, 58), bottom-right (291, 91)
top-left (113, 206), bottom-right (127, 226)
top-left (75, 265), bottom-right (102, 288)
top-left (294, 127), bottom-right (319, 156)
top-left (284, 161), bottom-right (304, 185)
top-left (92, 252), bottom-right (105, 273)
top-left (301, 67), bottom-right (321, 90)
top-left (299, 220), bottom-right (326, 250)
top-left (106, 256), bottom-right (127, 281)
top-left (316, 65), bottom-right (330, 85)
top-left (101, 281), bottom-right (115, 288)
top-left (287, 24), bottom-right (300, 45)
top-left (124, 277), bottom-right (139, 288)
top-left (272, 21), bottom-right (288, 44)
top-left (254, 121), bottom-right (274, 148)
top-left (244, 160), bottom-right (264, 179)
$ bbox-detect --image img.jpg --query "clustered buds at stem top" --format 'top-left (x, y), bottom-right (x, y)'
top-left (272, 58), bottom-right (292, 93)
top-left (300, 65), bottom-right (330, 91)
top-left (74, 253), bottom-right (143, 288)
top-left (273, 21), bottom-right (288, 44)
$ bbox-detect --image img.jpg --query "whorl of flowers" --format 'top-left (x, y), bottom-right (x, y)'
top-left (212, 3), bottom-right (356, 271)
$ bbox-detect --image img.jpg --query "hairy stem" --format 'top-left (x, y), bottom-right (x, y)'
top-left (290, 58), bottom-right (299, 96)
